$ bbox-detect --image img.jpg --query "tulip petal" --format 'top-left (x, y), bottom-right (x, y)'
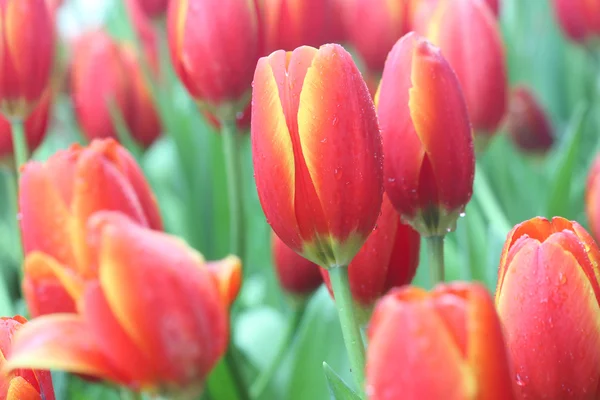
top-left (206, 256), bottom-right (242, 307)
top-left (6, 376), bottom-right (40, 400)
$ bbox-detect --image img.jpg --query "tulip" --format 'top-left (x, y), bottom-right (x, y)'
top-left (377, 32), bottom-right (474, 236)
top-left (135, 0), bottom-right (169, 18)
top-left (0, 316), bottom-right (56, 400)
top-left (321, 194), bottom-right (420, 307)
top-left (272, 233), bottom-right (322, 298)
top-left (0, 91), bottom-right (51, 159)
top-left (252, 44), bottom-right (383, 268)
top-left (587, 156), bottom-right (600, 244)
top-left (0, 0), bottom-right (54, 120)
top-left (496, 216), bottom-right (600, 399)
top-left (167, 0), bottom-right (261, 119)
top-left (366, 283), bottom-right (515, 400)
top-left (6, 212), bottom-right (237, 398)
top-left (553, 0), bottom-right (600, 43)
top-left (19, 138), bottom-right (162, 316)
top-left (505, 86), bottom-right (553, 154)
top-left (424, 0), bottom-right (507, 139)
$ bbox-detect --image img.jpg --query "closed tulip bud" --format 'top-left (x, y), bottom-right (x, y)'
top-left (252, 44), bottom-right (383, 268)
top-left (496, 217), bottom-right (600, 399)
top-left (0, 91), bottom-right (51, 160)
top-left (505, 86), bottom-right (553, 154)
top-left (0, 316), bottom-right (56, 400)
top-left (425, 0), bottom-right (507, 139)
top-left (553, 0), bottom-right (600, 43)
top-left (377, 33), bottom-right (474, 236)
top-left (19, 138), bottom-right (162, 316)
top-left (0, 0), bottom-right (55, 120)
top-left (587, 156), bottom-right (600, 243)
top-left (272, 233), bottom-right (323, 298)
top-left (167, 0), bottom-right (261, 119)
top-left (321, 194), bottom-right (420, 307)
top-left (6, 212), bottom-right (234, 398)
top-left (367, 283), bottom-right (514, 400)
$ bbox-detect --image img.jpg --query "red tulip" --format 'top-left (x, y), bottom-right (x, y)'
top-left (505, 85), bottom-right (553, 154)
top-left (425, 0), bottom-right (507, 137)
top-left (135, 0), bottom-right (169, 18)
top-left (321, 194), bottom-right (420, 306)
top-left (496, 217), bottom-right (600, 399)
top-left (377, 33), bottom-right (474, 236)
top-left (6, 212), bottom-right (237, 397)
top-left (19, 138), bottom-right (162, 316)
top-left (587, 156), bottom-right (600, 244)
top-left (367, 282), bottom-right (515, 400)
top-left (0, 316), bottom-right (56, 400)
top-left (272, 233), bottom-right (323, 297)
top-left (252, 44), bottom-right (383, 268)
top-left (0, 0), bottom-right (55, 119)
top-left (167, 0), bottom-right (261, 118)
top-left (553, 0), bottom-right (600, 43)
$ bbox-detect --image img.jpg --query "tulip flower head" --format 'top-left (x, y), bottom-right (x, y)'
top-left (496, 217), bottom-right (600, 399)
top-left (366, 283), bottom-right (515, 400)
top-left (553, 0), bottom-right (600, 43)
top-left (0, 0), bottom-right (55, 119)
top-left (136, 0), bottom-right (170, 18)
top-left (0, 316), bottom-right (56, 400)
top-left (6, 213), bottom-right (237, 398)
top-left (377, 33), bottom-right (474, 236)
top-left (252, 44), bottom-right (383, 268)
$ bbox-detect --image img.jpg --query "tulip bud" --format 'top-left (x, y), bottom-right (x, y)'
top-left (425, 0), bottom-right (507, 139)
top-left (252, 44), bottom-right (383, 268)
top-left (367, 282), bottom-right (515, 400)
top-left (587, 156), bottom-right (600, 243)
top-left (167, 0), bottom-right (261, 119)
top-left (0, 91), bottom-right (51, 160)
top-left (496, 216), bottom-right (600, 399)
top-left (272, 233), bottom-right (323, 298)
top-left (505, 86), bottom-right (553, 154)
top-left (0, 316), bottom-right (56, 400)
top-left (321, 194), bottom-right (420, 307)
top-left (377, 33), bottom-right (474, 236)
top-left (553, 0), bottom-right (600, 43)
top-left (19, 138), bottom-right (162, 316)
top-left (6, 212), bottom-right (233, 398)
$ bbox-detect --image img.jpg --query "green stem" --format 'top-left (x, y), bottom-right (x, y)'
top-left (119, 388), bottom-right (143, 400)
top-left (250, 303), bottom-right (306, 399)
top-left (473, 163), bottom-right (512, 237)
top-left (426, 236), bottom-right (445, 285)
top-left (10, 119), bottom-right (28, 173)
top-left (329, 266), bottom-right (366, 398)
top-left (221, 118), bottom-right (244, 259)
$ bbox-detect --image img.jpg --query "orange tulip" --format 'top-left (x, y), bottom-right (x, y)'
top-left (272, 233), bottom-right (323, 297)
top-left (167, 0), bottom-right (261, 119)
top-left (496, 217), bottom-right (600, 399)
top-left (6, 212), bottom-right (237, 397)
top-left (505, 86), bottom-right (553, 154)
top-left (366, 283), bottom-right (515, 400)
top-left (321, 194), bottom-right (420, 307)
top-left (0, 0), bottom-right (54, 119)
top-left (0, 316), bottom-right (56, 400)
top-left (0, 91), bottom-right (51, 159)
top-left (19, 138), bottom-right (162, 316)
top-left (425, 0), bottom-right (507, 138)
top-left (553, 0), bottom-right (600, 43)
top-left (377, 33), bottom-right (474, 236)
top-left (251, 44), bottom-right (383, 268)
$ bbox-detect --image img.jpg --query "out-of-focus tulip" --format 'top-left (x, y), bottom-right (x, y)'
top-left (367, 283), bottom-right (515, 400)
top-left (252, 44), bottom-right (383, 268)
top-left (0, 91), bottom-right (51, 159)
top-left (136, 0), bottom-right (170, 18)
top-left (505, 86), bottom-right (553, 154)
top-left (377, 33), bottom-right (474, 236)
top-left (425, 0), bottom-right (507, 139)
top-left (272, 233), bottom-right (323, 298)
top-left (6, 212), bottom-right (236, 398)
top-left (0, 316), bottom-right (56, 400)
top-left (0, 0), bottom-right (55, 119)
top-left (553, 0), bottom-right (600, 43)
top-left (324, 0), bottom-right (347, 44)
top-left (496, 217), bottom-right (600, 399)
top-left (587, 156), bottom-right (600, 243)
top-left (44, 0), bottom-right (63, 20)
top-left (167, 0), bottom-right (261, 119)
top-left (321, 194), bottom-right (420, 307)
top-left (19, 138), bottom-right (162, 316)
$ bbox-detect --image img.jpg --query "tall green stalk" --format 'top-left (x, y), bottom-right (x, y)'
top-left (221, 118), bottom-right (244, 259)
top-left (427, 236), bottom-right (445, 285)
top-left (10, 120), bottom-right (28, 173)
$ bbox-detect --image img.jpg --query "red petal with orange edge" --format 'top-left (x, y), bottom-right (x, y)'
top-left (7, 376), bottom-right (41, 400)
top-left (206, 256), bottom-right (242, 307)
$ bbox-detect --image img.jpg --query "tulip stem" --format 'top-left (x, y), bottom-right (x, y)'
top-left (329, 266), bottom-right (366, 398)
top-left (249, 301), bottom-right (306, 399)
top-left (427, 236), bottom-right (445, 285)
top-left (10, 119), bottom-right (28, 174)
top-left (221, 118), bottom-right (245, 260)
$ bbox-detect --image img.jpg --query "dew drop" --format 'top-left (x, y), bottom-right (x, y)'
top-left (334, 168), bottom-right (343, 180)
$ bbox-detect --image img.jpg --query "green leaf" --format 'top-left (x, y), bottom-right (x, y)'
top-left (323, 362), bottom-right (361, 400)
